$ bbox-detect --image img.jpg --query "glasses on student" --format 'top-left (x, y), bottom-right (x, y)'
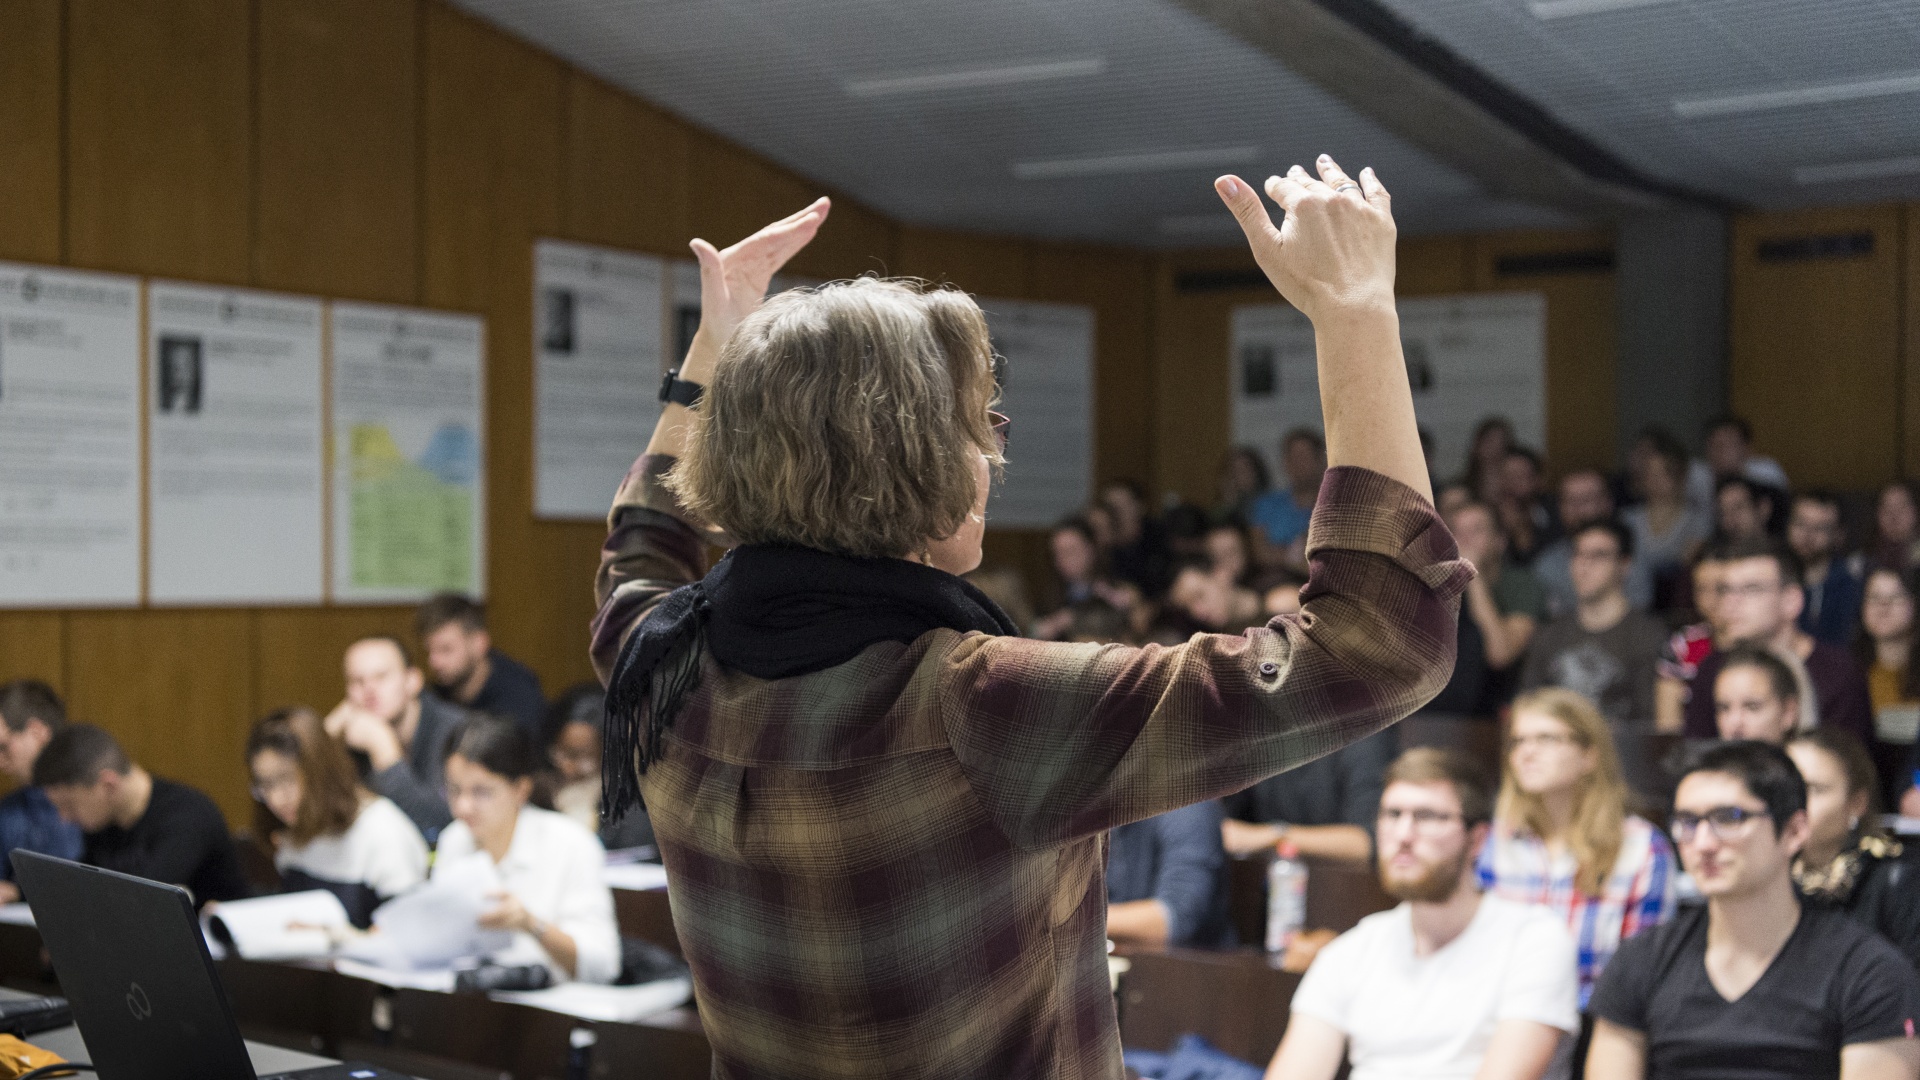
top-left (443, 783), bottom-right (506, 806)
top-left (250, 774), bottom-right (299, 801)
top-left (1376, 807), bottom-right (1462, 834)
top-left (989, 411), bottom-right (1010, 456)
top-left (1669, 805), bottom-right (1766, 843)
top-left (1510, 731), bottom-right (1577, 750)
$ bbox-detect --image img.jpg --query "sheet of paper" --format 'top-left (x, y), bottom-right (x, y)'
top-left (205, 889), bottom-right (350, 961)
top-left (1232, 293), bottom-right (1547, 485)
top-left (0, 903), bottom-right (36, 927)
top-left (353, 852), bottom-right (510, 968)
top-left (0, 263), bottom-right (142, 606)
top-left (492, 977), bottom-right (692, 1022)
top-left (601, 862), bottom-right (670, 893)
top-left (329, 302), bottom-right (486, 602)
top-left (533, 240), bottom-right (666, 520)
top-left (980, 299), bottom-right (1095, 528)
top-left (147, 282), bottom-right (324, 604)
top-left (332, 958), bottom-right (458, 992)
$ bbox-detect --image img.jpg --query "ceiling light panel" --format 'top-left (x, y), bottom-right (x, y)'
top-left (1528, 0), bottom-right (1682, 20)
top-left (1013, 146), bottom-right (1260, 180)
top-left (845, 58), bottom-right (1104, 97)
top-left (1794, 154), bottom-right (1920, 185)
top-left (1674, 70), bottom-right (1920, 118)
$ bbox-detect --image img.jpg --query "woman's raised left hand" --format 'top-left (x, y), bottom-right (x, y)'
top-left (688, 197), bottom-right (831, 356)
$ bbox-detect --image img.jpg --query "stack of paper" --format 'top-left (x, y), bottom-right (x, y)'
top-left (205, 891), bottom-right (351, 961)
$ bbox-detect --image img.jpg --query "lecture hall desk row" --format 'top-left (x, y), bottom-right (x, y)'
top-left (0, 855), bottom-right (1382, 1079)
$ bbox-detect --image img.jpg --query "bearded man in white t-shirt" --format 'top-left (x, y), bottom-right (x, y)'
top-left (1268, 748), bottom-right (1580, 1080)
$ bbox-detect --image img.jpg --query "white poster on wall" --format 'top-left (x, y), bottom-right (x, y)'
top-left (533, 240), bottom-right (665, 520)
top-left (983, 299), bottom-right (1095, 528)
top-left (329, 302), bottom-right (486, 602)
top-left (1231, 293), bottom-right (1546, 483)
top-left (0, 263), bottom-right (142, 606)
top-left (147, 282), bottom-right (324, 604)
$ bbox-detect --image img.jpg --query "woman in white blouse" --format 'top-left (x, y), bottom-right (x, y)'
top-left (246, 706), bottom-right (428, 926)
top-left (434, 713), bottom-right (620, 984)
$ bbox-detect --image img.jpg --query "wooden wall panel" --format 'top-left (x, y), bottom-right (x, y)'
top-left (1906, 203), bottom-right (1920, 479)
top-left (0, 615), bottom-right (66, 693)
top-left (254, 608), bottom-right (414, 719)
top-left (422, 3), bottom-right (599, 692)
top-left (563, 75), bottom-right (688, 256)
top-left (0, 0), bottom-right (63, 264)
top-left (1398, 235), bottom-right (1473, 296)
top-left (255, 0), bottom-right (419, 303)
top-left (896, 228), bottom-right (1031, 296)
top-left (1150, 250), bottom-right (1270, 506)
top-left (65, 611), bottom-right (256, 820)
top-left (1030, 244), bottom-right (1155, 488)
top-left (792, 197), bottom-right (898, 282)
top-left (1730, 205), bottom-right (1903, 489)
top-left (1470, 229), bottom-right (1618, 475)
top-left (66, 0), bottom-right (252, 282)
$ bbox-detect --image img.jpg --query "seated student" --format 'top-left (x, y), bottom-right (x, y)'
top-left (1853, 567), bottom-right (1920, 813)
top-left (1221, 730), bottom-right (1391, 863)
top-left (245, 706), bottom-right (428, 927)
top-left (1419, 501), bottom-right (1545, 722)
top-left (1478, 689), bottom-right (1676, 1010)
top-left (545, 684), bottom-right (655, 853)
top-left (0, 681), bottom-right (83, 901)
top-left (1534, 472), bottom-right (1653, 617)
top-left (35, 724), bottom-right (249, 906)
top-left (1587, 741), bottom-right (1920, 1080)
top-left (1106, 799), bottom-right (1234, 949)
top-left (1786, 729), bottom-right (1920, 971)
top-left (1267, 749), bottom-right (1578, 1080)
top-left (416, 593), bottom-right (546, 739)
top-left (1520, 521), bottom-right (1670, 802)
top-left (1670, 538), bottom-right (1874, 744)
top-left (1714, 644), bottom-right (1804, 745)
top-left (1713, 476), bottom-right (1775, 545)
top-left (1792, 491), bottom-right (1864, 650)
top-left (323, 635), bottom-right (466, 842)
top-left (434, 714), bottom-right (619, 984)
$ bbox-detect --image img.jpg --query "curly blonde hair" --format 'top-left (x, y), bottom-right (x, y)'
top-left (666, 278), bottom-right (1003, 559)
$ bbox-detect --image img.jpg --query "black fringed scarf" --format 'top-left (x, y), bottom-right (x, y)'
top-left (601, 543), bottom-right (1019, 823)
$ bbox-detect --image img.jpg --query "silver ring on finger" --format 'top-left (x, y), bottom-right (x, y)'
top-left (1334, 183), bottom-right (1361, 195)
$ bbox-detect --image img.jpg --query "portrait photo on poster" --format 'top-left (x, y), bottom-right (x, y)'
top-left (156, 334), bottom-right (204, 415)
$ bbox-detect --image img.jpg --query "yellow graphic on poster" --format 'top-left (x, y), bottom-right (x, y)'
top-left (346, 423), bottom-right (476, 592)
top-left (329, 302), bottom-right (486, 602)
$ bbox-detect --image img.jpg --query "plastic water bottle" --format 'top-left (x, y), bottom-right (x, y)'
top-left (1265, 841), bottom-right (1309, 954)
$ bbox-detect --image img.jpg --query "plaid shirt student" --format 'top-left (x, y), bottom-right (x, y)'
top-left (1476, 814), bottom-right (1678, 1007)
top-left (591, 455), bottom-right (1470, 1080)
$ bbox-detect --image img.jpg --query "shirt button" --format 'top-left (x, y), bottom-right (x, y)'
top-left (1258, 661), bottom-right (1279, 678)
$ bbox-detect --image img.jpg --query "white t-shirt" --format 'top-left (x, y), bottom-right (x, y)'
top-left (274, 795), bottom-right (429, 901)
top-left (434, 805), bottom-right (621, 984)
top-left (1290, 894), bottom-right (1580, 1080)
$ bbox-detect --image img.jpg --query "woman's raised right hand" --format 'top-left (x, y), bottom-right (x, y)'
top-left (689, 197), bottom-right (831, 351)
top-left (1214, 155), bottom-right (1396, 326)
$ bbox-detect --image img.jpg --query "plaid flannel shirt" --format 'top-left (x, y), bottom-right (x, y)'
top-left (1475, 813), bottom-right (1678, 1007)
top-left (591, 455), bottom-right (1469, 1080)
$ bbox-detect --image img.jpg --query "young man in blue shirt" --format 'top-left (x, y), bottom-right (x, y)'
top-left (0, 681), bottom-right (84, 902)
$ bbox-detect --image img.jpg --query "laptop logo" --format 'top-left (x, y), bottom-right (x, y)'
top-left (126, 982), bottom-right (151, 1020)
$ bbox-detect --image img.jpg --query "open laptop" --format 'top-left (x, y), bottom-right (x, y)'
top-left (12, 851), bottom-right (410, 1080)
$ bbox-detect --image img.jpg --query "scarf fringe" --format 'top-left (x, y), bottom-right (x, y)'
top-left (601, 588), bottom-right (708, 826)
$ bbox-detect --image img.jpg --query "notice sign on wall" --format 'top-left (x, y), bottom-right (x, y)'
top-left (1231, 293), bottom-right (1546, 481)
top-left (330, 303), bottom-right (486, 602)
top-left (147, 283), bottom-right (324, 605)
top-left (533, 240), bottom-right (667, 520)
top-left (982, 299), bottom-right (1095, 528)
top-left (0, 264), bottom-right (142, 606)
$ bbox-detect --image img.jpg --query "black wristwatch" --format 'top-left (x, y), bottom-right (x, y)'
top-left (658, 366), bottom-right (704, 409)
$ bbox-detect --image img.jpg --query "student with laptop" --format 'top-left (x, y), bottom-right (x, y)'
top-left (15, 850), bottom-right (406, 1080)
top-left (34, 724), bottom-right (250, 907)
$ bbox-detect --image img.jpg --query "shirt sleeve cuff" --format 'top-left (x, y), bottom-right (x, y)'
top-left (1305, 466), bottom-right (1475, 597)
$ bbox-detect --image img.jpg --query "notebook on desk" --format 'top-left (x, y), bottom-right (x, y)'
top-left (11, 852), bottom-right (412, 1080)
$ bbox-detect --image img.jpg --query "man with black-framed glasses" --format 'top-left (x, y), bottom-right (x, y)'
top-left (1267, 748), bottom-right (1578, 1080)
top-left (1588, 741), bottom-right (1920, 1080)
